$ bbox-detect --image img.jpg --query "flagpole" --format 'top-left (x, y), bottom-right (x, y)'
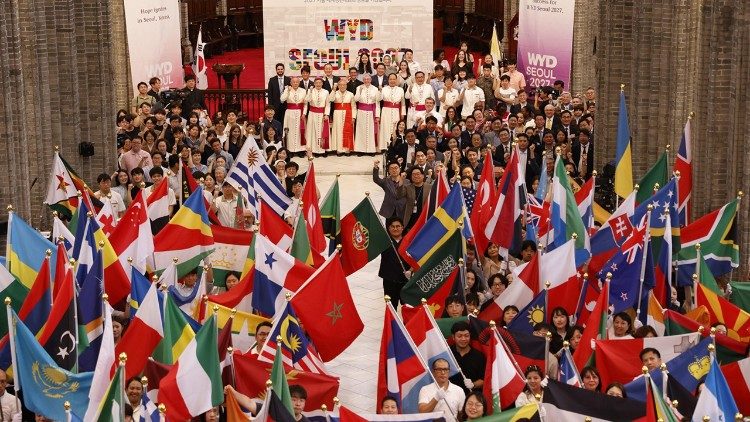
top-left (386, 299), bottom-right (456, 419)
top-left (420, 299), bottom-right (469, 384)
top-left (366, 192), bottom-right (408, 274)
top-left (572, 272), bottom-right (588, 325)
top-left (490, 322), bottom-right (525, 379)
top-left (692, 243), bottom-right (701, 310)
top-left (119, 353), bottom-right (127, 421)
top-left (730, 190), bottom-right (743, 282)
top-left (635, 205), bottom-right (653, 322)
top-left (5, 298), bottom-right (20, 396)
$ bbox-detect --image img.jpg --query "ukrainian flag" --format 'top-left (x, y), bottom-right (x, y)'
top-left (153, 186), bottom-right (215, 278)
top-left (406, 184), bottom-right (468, 267)
top-left (614, 88), bottom-right (633, 198)
top-left (7, 212), bottom-right (56, 289)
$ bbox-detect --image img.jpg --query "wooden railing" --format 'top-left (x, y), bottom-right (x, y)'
top-left (204, 89), bottom-right (267, 119)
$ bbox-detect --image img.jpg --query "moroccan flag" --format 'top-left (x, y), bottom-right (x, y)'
top-left (400, 230), bottom-right (463, 307)
top-left (676, 198), bottom-right (739, 283)
top-left (614, 89), bottom-right (633, 198)
top-left (696, 283), bottom-right (750, 343)
top-left (233, 352), bottom-right (339, 411)
top-left (636, 150), bottom-right (668, 204)
top-left (320, 175), bottom-right (341, 247)
top-left (290, 252), bottom-right (364, 361)
top-left (339, 197), bottom-right (391, 275)
top-left (158, 314), bottom-right (223, 420)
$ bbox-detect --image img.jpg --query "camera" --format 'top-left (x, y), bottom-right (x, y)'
top-left (162, 89), bottom-right (187, 103)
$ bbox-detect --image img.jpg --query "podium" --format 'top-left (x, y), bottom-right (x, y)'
top-left (212, 63), bottom-right (246, 89)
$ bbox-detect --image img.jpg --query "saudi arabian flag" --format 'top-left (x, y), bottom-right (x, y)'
top-left (95, 359), bottom-right (126, 421)
top-left (636, 150), bottom-right (668, 204)
top-left (400, 230), bottom-right (463, 306)
top-left (339, 197), bottom-right (391, 275)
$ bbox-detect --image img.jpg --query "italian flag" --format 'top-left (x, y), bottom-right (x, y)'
top-left (158, 314), bottom-right (223, 420)
top-left (339, 197), bottom-right (391, 275)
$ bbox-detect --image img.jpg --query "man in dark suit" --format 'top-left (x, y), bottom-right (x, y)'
top-left (346, 68), bottom-right (363, 94)
top-left (572, 129), bottom-right (594, 180)
top-left (299, 65), bottom-right (313, 91)
top-left (541, 104), bottom-right (562, 133)
top-left (460, 116), bottom-right (480, 149)
top-left (371, 63), bottom-right (388, 89)
top-left (180, 75), bottom-right (206, 118)
top-left (559, 110), bottom-right (579, 142)
top-left (267, 63), bottom-right (291, 122)
top-left (392, 129), bottom-right (425, 171)
top-left (396, 166), bottom-right (433, 231)
top-left (321, 63), bottom-right (340, 93)
top-left (515, 133), bottom-right (540, 187)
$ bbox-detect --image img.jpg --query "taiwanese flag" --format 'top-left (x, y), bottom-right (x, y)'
top-left (339, 197), bottom-right (392, 275)
top-left (232, 352), bottom-right (339, 411)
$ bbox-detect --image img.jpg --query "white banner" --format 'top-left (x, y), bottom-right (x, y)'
top-left (262, 0), bottom-right (433, 81)
top-left (517, 0), bottom-right (575, 88)
top-left (124, 0), bottom-right (184, 93)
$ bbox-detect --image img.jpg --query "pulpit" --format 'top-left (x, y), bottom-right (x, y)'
top-left (212, 63), bottom-right (246, 89)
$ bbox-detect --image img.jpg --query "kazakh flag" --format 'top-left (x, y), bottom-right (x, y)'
top-left (614, 89), bottom-right (633, 198)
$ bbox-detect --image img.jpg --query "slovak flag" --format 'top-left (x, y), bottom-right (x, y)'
top-left (377, 302), bottom-right (431, 414)
top-left (588, 190), bottom-right (636, 275)
top-left (252, 234), bottom-right (315, 317)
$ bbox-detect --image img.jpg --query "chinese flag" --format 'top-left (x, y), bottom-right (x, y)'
top-left (290, 252), bottom-right (364, 362)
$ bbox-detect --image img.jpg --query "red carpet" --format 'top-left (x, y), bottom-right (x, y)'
top-left (202, 45), bottom-right (483, 90)
top-left (205, 48), bottom-right (265, 89)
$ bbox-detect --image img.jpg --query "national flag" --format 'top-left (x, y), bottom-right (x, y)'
top-left (207, 269), bottom-right (254, 313)
top-left (663, 308), bottom-right (748, 364)
top-left (259, 390), bottom-right (298, 422)
top-left (193, 26), bottom-right (208, 89)
top-left (270, 334), bottom-right (295, 416)
top-left (320, 175), bottom-right (341, 248)
top-left (168, 264), bottom-right (207, 318)
top-left (96, 196), bottom-right (117, 235)
top-left (574, 175), bottom-right (595, 237)
top-left (51, 239), bottom-right (72, 300)
top-left (253, 234), bottom-right (315, 317)
top-left (257, 301), bottom-right (310, 367)
top-left (614, 89), bottom-right (633, 198)
top-left (158, 314), bottom-right (223, 420)
top-left (45, 151), bottom-right (81, 219)
top-left (225, 391), bottom-right (252, 422)
top-left (233, 352), bottom-right (340, 411)
top-left (216, 313), bottom-right (234, 385)
top-left (291, 252), bottom-right (364, 362)
top-left (523, 193), bottom-right (543, 242)
top-left (377, 302), bottom-right (431, 414)
top-left (476, 403), bottom-right (539, 421)
top-left (143, 359), bottom-right (171, 403)
top-left (139, 390), bottom-right (161, 422)
top-left (83, 301), bottom-right (116, 421)
top-left (290, 208), bottom-right (318, 266)
top-left (93, 356), bottom-right (126, 422)
top-left (695, 252), bottom-right (722, 296)
top-left (646, 291), bottom-right (666, 336)
top-left (302, 161), bottom-right (328, 256)
top-left (676, 198), bottom-right (739, 283)
top-left (507, 289), bottom-right (547, 334)
top-left (154, 186), bottom-right (215, 278)
top-left (721, 357), bottom-right (750, 415)
top-left (0, 263), bottom-right (28, 340)
top-left (405, 303), bottom-right (461, 378)
top-left (675, 117), bottom-right (693, 225)
top-left (227, 136), bottom-right (291, 216)
top-left (484, 327), bottom-right (525, 412)
top-left (10, 309), bottom-right (93, 422)
top-left (572, 279), bottom-right (608, 370)
top-left (694, 356), bottom-right (739, 422)
top-left (730, 281), bottom-right (750, 313)
top-left (696, 283), bottom-right (750, 342)
top-left (109, 191), bottom-right (154, 274)
top-left (129, 266), bottom-right (155, 316)
top-left (71, 199), bottom-right (98, 287)
top-left (153, 294), bottom-right (196, 364)
top-left (406, 183), bottom-right (469, 267)
top-left (37, 247), bottom-right (78, 371)
top-left (631, 177), bottom-right (680, 259)
top-left (624, 336), bottom-right (713, 401)
top-left (644, 373), bottom-right (680, 422)
top-left (259, 199), bottom-right (293, 251)
top-left (652, 204), bottom-right (673, 307)
top-left (557, 346), bottom-right (581, 387)
top-left (115, 281), bottom-right (164, 379)
top-left (545, 154), bottom-right (589, 264)
top-left (489, 23), bottom-right (502, 66)
top-left (588, 190), bottom-right (636, 274)
top-left (15, 253), bottom-right (52, 334)
top-left (600, 221), bottom-right (654, 314)
top-left (52, 213), bottom-right (75, 254)
top-left (636, 150), bottom-right (669, 204)
top-left (398, 169), bottom-right (451, 269)
top-left (485, 148), bottom-right (522, 257)
top-left (400, 230), bottom-right (463, 310)
top-left (339, 197), bottom-right (392, 275)
top-left (472, 150), bottom-right (497, 255)
top-left (207, 302), bottom-right (271, 355)
top-left (542, 379), bottom-right (646, 421)
top-left (76, 249), bottom-right (104, 372)
top-left (593, 332), bottom-right (700, 387)
top-left (145, 176), bottom-right (171, 234)
top-left (6, 211), bottom-right (55, 289)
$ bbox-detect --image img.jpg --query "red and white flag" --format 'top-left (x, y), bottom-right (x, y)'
top-left (109, 192), bottom-right (154, 273)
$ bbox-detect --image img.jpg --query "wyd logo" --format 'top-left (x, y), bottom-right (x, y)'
top-left (351, 221), bottom-right (370, 250)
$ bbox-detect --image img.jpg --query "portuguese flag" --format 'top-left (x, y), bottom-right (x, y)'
top-left (339, 197), bottom-right (391, 275)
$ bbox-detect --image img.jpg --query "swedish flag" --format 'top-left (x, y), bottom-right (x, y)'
top-left (10, 309), bottom-right (92, 421)
top-left (406, 184), bottom-right (469, 267)
top-left (614, 89), bottom-right (634, 198)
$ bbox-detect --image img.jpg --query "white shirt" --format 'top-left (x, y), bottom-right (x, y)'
top-left (461, 86), bottom-right (485, 117)
top-left (0, 392), bottom-right (21, 422)
top-left (95, 189), bottom-right (126, 214)
top-left (142, 184), bottom-right (177, 206)
top-left (418, 382), bottom-right (465, 422)
top-left (213, 194), bottom-right (245, 227)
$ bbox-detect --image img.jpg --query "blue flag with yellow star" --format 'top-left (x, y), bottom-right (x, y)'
top-left (11, 308), bottom-right (93, 421)
top-left (508, 289), bottom-right (547, 334)
top-left (257, 301), bottom-right (309, 366)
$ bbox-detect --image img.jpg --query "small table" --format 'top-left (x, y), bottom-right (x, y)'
top-left (212, 63), bottom-right (246, 89)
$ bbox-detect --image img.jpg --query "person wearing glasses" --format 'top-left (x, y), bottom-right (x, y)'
top-left (418, 358), bottom-right (465, 422)
top-left (459, 392), bottom-right (487, 421)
